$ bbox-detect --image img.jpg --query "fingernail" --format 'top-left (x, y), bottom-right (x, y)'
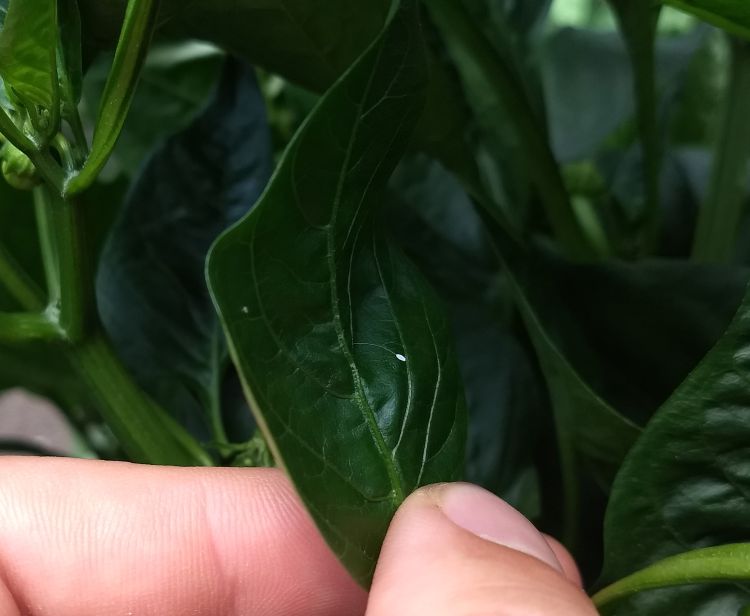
top-left (435, 483), bottom-right (563, 572)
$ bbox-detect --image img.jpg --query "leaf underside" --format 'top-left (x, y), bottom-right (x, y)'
top-left (207, 0), bottom-right (466, 586)
top-left (98, 61), bottom-right (271, 445)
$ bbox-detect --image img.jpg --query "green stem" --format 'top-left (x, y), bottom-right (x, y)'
top-left (64, 0), bottom-right (162, 196)
top-left (207, 328), bottom-right (229, 445)
top-left (34, 175), bottom-right (211, 467)
top-left (0, 242), bottom-right (45, 311)
top-left (692, 39), bottom-right (750, 263)
top-left (0, 311), bottom-right (64, 342)
top-left (614, 3), bottom-right (661, 253)
top-left (34, 186), bottom-right (95, 341)
top-left (34, 188), bottom-right (61, 305)
top-left (593, 543), bottom-right (750, 609)
top-left (427, 0), bottom-right (597, 260)
top-left (74, 332), bottom-right (213, 466)
top-left (66, 108), bottom-right (89, 163)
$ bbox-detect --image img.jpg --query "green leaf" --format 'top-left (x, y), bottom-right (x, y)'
top-left (175, 0), bottom-right (390, 91)
top-left (390, 155), bottom-right (542, 517)
top-left (81, 41), bottom-right (223, 179)
top-left (525, 250), bottom-right (749, 424)
top-left (600, 281), bottom-right (750, 614)
top-left (98, 61), bottom-right (271, 446)
top-left (486, 234), bottom-right (748, 555)
top-left (664, 0), bottom-right (750, 39)
top-left (78, 0), bottom-right (474, 194)
top-left (207, 0), bottom-right (466, 586)
top-left (0, 0), bottom-right (59, 137)
top-left (491, 240), bottom-right (642, 485)
top-left (595, 543), bottom-right (750, 612)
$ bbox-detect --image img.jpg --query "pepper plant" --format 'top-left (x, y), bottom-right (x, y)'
top-left (1, 0), bottom-right (750, 612)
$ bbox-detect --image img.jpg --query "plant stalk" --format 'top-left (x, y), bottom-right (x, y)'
top-left (65, 0), bottom-right (162, 196)
top-left (0, 311), bottom-right (64, 343)
top-left (593, 543), bottom-right (750, 610)
top-left (34, 186), bottom-right (95, 341)
top-left (692, 39), bottom-right (750, 263)
top-left (611, 2), bottom-right (662, 253)
top-left (427, 0), bottom-right (597, 260)
top-left (32, 187), bottom-right (211, 467)
top-left (207, 327), bottom-right (230, 445)
top-left (74, 332), bottom-right (213, 466)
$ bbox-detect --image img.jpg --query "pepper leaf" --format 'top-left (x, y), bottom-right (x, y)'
top-left (599, 281), bottom-right (750, 614)
top-left (97, 60), bottom-right (271, 447)
top-left (207, 0), bottom-right (466, 586)
top-left (0, 0), bottom-right (58, 137)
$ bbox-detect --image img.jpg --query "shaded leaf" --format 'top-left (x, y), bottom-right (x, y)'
top-left (527, 249), bottom-right (749, 424)
top-left (390, 155), bottom-right (542, 517)
top-left (543, 26), bottom-right (704, 163)
top-left (78, 0), bottom-right (473, 190)
top-left (58, 0), bottom-right (83, 105)
top-left (599, 281), bottom-right (750, 614)
top-left (490, 239), bottom-right (642, 487)
top-left (208, 0), bottom-right (466, 586)
top-left (0, 178), bottom-right (44, 311)
top-left (81, 41), bottom-right (224, 179)
top-left (97, 61), bottom-right (272, 445)
top-left (665, 0), bottom-right (750, 39)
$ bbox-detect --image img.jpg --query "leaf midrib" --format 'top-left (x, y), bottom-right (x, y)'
top-left (322, 32), bottom-right (406, 505)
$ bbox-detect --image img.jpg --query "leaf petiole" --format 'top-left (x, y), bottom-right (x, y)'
top-left (692, 38), bottom-right (750, 263)
top-left (0, 310), bottom-right (64, 343)
top-left (64, 0), bottom-right (161, 196)
top-left (427, 0), bottom-right (598, 260)
top-left (593, 543), bottom-right (750, 609)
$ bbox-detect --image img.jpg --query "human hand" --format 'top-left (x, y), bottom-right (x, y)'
top-left (0, 458), bottom-right (597, 615)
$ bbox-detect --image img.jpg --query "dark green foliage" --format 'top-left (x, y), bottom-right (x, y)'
top-left (207, 1), bottom-right (466, 584)
top-left (98, 60), bottom-right (271, 447)
top-left (3, 0), bottom-right (750, 609)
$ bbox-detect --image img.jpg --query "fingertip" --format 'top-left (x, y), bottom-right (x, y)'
top-left (367, 483), bottom-right (597, 616)
top-left (543, 534), bottom-right (584, 588)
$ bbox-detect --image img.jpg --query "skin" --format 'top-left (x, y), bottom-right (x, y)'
top-left (0, 457), bottom-right (598, 615)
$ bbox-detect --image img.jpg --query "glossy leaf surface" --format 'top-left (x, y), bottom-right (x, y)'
top-left (600, 282), bottom-right (750, 614)
top-left (0, 0), bottom-right (58, 132)
top-left (98, 61), bottom-right (271, 445)
top-left (208, 0), bottom-right (466, 585)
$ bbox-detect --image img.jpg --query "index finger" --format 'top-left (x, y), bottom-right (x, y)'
top-left (0, 457), bottom-right (366, 616)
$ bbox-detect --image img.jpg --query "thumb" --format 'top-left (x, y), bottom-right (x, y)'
top-left (366, 483), bottom-right (597, 616)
